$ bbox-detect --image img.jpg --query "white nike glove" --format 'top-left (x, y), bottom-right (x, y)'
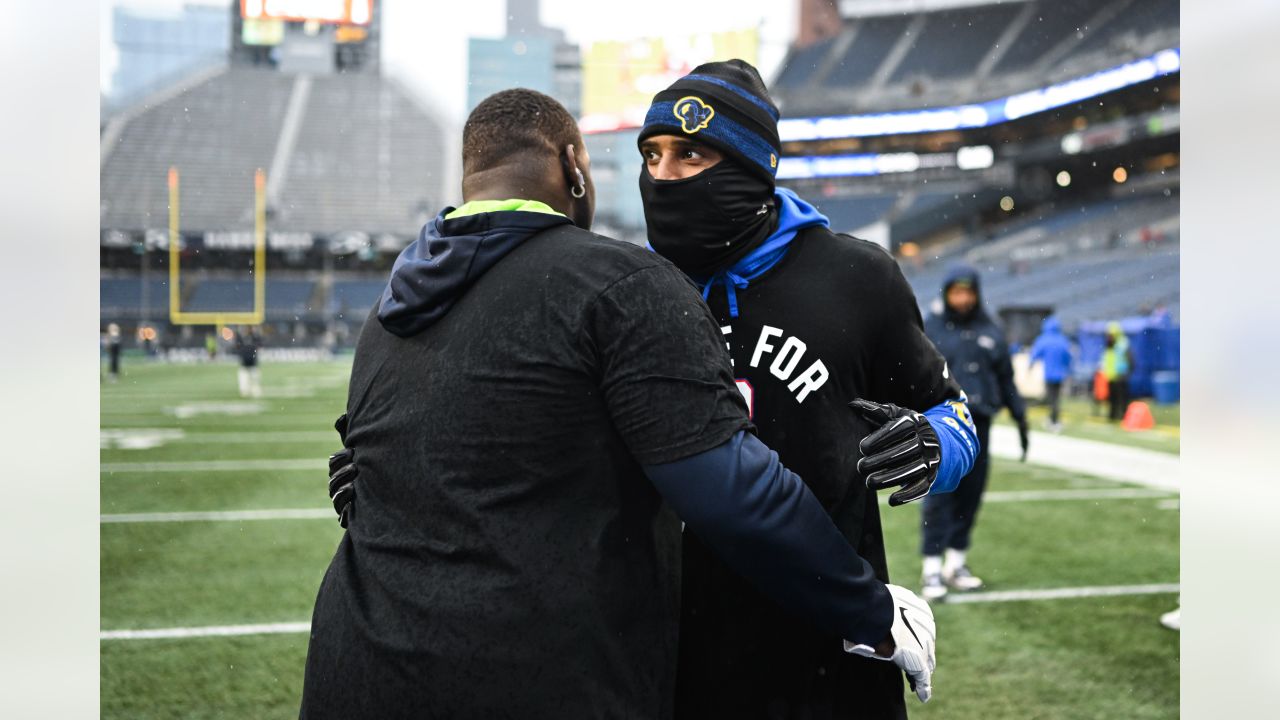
top-left (844, 584), bottom-right (937, 703)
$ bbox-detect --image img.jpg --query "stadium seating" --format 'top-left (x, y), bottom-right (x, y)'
top-left (329, 279), bottom-right (387, 319)
top-left (901, 191), bottom-right (1179, 326)
top-left (277, 72), bottom-right (446, 234)
top-left (101, 68), bottom-right (448, 236)
top-left (888, 5), bottom-right (1021, 83)
top-left (100, 277), bottom-right (171, 318)
top-left (820, 16), bottom-right (912, 91)
top-left (990, 0), bottom-right (1108, 74)
top-left (1059, 0), bottom-right (1179, 69)
top-left (102, 69), bottom-right (295, 232)
top-left (772, 0), bottom-right (1178, 115)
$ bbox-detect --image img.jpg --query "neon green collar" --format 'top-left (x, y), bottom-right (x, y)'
top-left (445, 199), bottom-right (565, 219)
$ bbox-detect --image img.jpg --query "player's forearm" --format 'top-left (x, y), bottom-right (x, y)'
top-left (643, 431), bottom-right (893, 645)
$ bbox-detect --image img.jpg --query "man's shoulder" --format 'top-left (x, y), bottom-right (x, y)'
top-left (798, 225), bottom-right (899, 269)
top-left (534, 225), bottom-right (674, 283)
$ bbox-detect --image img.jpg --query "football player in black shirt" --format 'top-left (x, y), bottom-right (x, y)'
top-left (304, 89), bottom-right (936, 719)
top-left (636, 61), bottom-right (979, 719)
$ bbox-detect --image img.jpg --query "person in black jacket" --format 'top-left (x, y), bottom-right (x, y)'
top-left (920, 264), bottom-right (1029, 601)
top-left (303, 88), bottom-right (938, 720)
top-left (635, 60), bottom-right (979, 719)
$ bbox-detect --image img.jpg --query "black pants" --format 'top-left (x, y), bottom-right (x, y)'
top-left (1108, 377), bottom-right (1129, 421)
top-left (1045, 381), bottom-right (1063, 424)
top-left (921, 414), bottom-right (991, 556)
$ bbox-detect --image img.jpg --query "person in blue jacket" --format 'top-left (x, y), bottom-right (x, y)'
top-left (1029, 315), bottom-right (1074, 431)
top-left (920, 264), bottom-right (1028, 601)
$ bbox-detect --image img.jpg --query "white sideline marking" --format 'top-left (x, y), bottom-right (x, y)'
top-left (878, 487), bottom-right (1173, 507)
top-left (101, 458), bottom-right (326, 474)
top-left (100, 622), bottom-right (311, 641)
top-left (983, 487), bottom-right (1173, 502)
top-left (989, 425), bottom-right (1179, 491)
top-left (102, 508), bottom-right (332, 523)
top-left (946, 583), bottom-right (1180, 604)
top-left (99, 583), bottom-right (1180, 640)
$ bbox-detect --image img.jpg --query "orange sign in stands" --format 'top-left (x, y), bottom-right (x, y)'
top-left (241, 0), bottom-right (373, 26)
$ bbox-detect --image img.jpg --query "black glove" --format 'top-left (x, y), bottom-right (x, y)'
top-left (850, 399), bottom-right (941, 507)
top-left (1017, 417), bottom-right (1030, 463)
top-left (329, 414), bottom-right (356, 528)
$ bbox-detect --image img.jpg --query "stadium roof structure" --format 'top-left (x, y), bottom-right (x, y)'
top-left (772, 0), bottom-right (1178, 118)
top-left (100, 67), bottom-right (449, 238)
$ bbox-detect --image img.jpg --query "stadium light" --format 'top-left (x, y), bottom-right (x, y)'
top-left (1113, 167), bottom-right (1129, 183)
top-left (956, 145), bottom-right (994, 170)
top-left (999, 196), bottom-right (1015, 212)
top-left (778, 48), bottom-right (1181, 142)
top-left (1056, 171), bottom-right (1072, 187)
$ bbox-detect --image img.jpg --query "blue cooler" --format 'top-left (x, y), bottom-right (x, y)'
top-left (1152, 371), bottom-right (1180, 404)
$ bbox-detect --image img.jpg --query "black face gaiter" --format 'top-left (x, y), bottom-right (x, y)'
top-left (639, 161), bottom-right (777, 278)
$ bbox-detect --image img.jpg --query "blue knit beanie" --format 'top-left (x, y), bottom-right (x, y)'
top-left (637, 59), bottom-right (781, 185)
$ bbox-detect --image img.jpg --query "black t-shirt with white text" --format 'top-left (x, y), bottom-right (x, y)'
top-left (675, 226), bottom-right (962, 719)
top-left (301, 223), bottom-right (749, 719)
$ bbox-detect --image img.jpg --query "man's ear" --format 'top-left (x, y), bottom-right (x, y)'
top-left (560, 143), bottom-right (583, 193)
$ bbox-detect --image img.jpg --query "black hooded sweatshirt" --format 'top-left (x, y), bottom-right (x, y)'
top-left (299, 208), bottom-right (894, 720)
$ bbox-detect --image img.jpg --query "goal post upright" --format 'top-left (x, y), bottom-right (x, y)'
top-left (167, 166), bottom-right (267, 326)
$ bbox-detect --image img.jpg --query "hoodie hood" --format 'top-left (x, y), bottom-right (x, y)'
top-left (1041, 315), bottom-right (1063, 335)
top-left (941, 262), bottom-right (985, 322)
top-left (377, 208), bottom-right (572, 338)
top-left (941, 263), bottom-right (982, 298)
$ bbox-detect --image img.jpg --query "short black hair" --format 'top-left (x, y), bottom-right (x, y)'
top-left (462, 89), bottom-right (582, 175)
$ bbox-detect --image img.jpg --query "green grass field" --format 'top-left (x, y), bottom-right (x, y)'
top-left (101, 361), bottom-right (1178, 718)
top-left (1003, 395), bottom-right (1181, 455)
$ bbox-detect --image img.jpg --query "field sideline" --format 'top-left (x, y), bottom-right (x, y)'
top-left (100, 360), bottom-right (1178, 719)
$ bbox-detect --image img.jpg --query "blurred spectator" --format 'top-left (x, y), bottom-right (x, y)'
top-left (1100, 322), bottom-right (1134, 421)
top-left (234, 327), bottom-right (262, 398)
top-left (1029, 315), bottom-right (1074, 432)
top-left (921, 264), bottom-right (1028, 601)
top-left (106, 323), bottom-right (122, 382)
top-left (205, 332), bottom-right (217, 361)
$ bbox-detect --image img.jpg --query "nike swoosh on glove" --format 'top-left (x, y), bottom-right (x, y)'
top-left (845, 584), bottom-right (937, 703)
top-left (850, 399), bottom-right (941, 506)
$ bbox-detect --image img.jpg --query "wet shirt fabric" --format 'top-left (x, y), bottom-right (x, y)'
top-left (675, 226), bottom-right (962, 720)
top-left (300, 215), bottom-right (750, 719)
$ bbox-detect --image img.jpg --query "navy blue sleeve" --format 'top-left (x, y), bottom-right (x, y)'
top-left (643, 431), bottom-right (893, 645)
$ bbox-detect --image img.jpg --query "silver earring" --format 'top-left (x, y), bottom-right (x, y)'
top-left (571, 169), bottom-right (586, 198)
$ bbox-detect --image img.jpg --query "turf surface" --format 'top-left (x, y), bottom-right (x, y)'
top-left (101, 360), bottom-right (1178, 718)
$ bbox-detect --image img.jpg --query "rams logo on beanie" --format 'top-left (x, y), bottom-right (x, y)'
top-left (674, 96), bottom-right (714, 134)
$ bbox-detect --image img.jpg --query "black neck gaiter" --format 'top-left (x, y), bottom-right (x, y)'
top-left (639, 162), bottom-right (777, 278)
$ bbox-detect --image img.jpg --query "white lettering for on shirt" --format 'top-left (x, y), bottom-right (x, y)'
top-left (729, 324), bottom-right (831, 405)
top-left (750, 325), bottom-right (783, 368)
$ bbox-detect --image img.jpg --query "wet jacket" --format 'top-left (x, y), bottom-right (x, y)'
top-left (924, 264), bottom-right (1026, 421)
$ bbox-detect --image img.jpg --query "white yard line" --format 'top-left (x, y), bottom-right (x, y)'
top-left (101, 459), bottom-right (326, 473)
top-left (100, 622), bottom-right (311, 641)
top-left (102, 508), bottom-right (333, 523)
top-left (989, 425), bottom-right (1180, 491)
top-left (99, 582), bottom-right (1180, 640)
top-left (945, 583), bottom-right (1179, 604)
